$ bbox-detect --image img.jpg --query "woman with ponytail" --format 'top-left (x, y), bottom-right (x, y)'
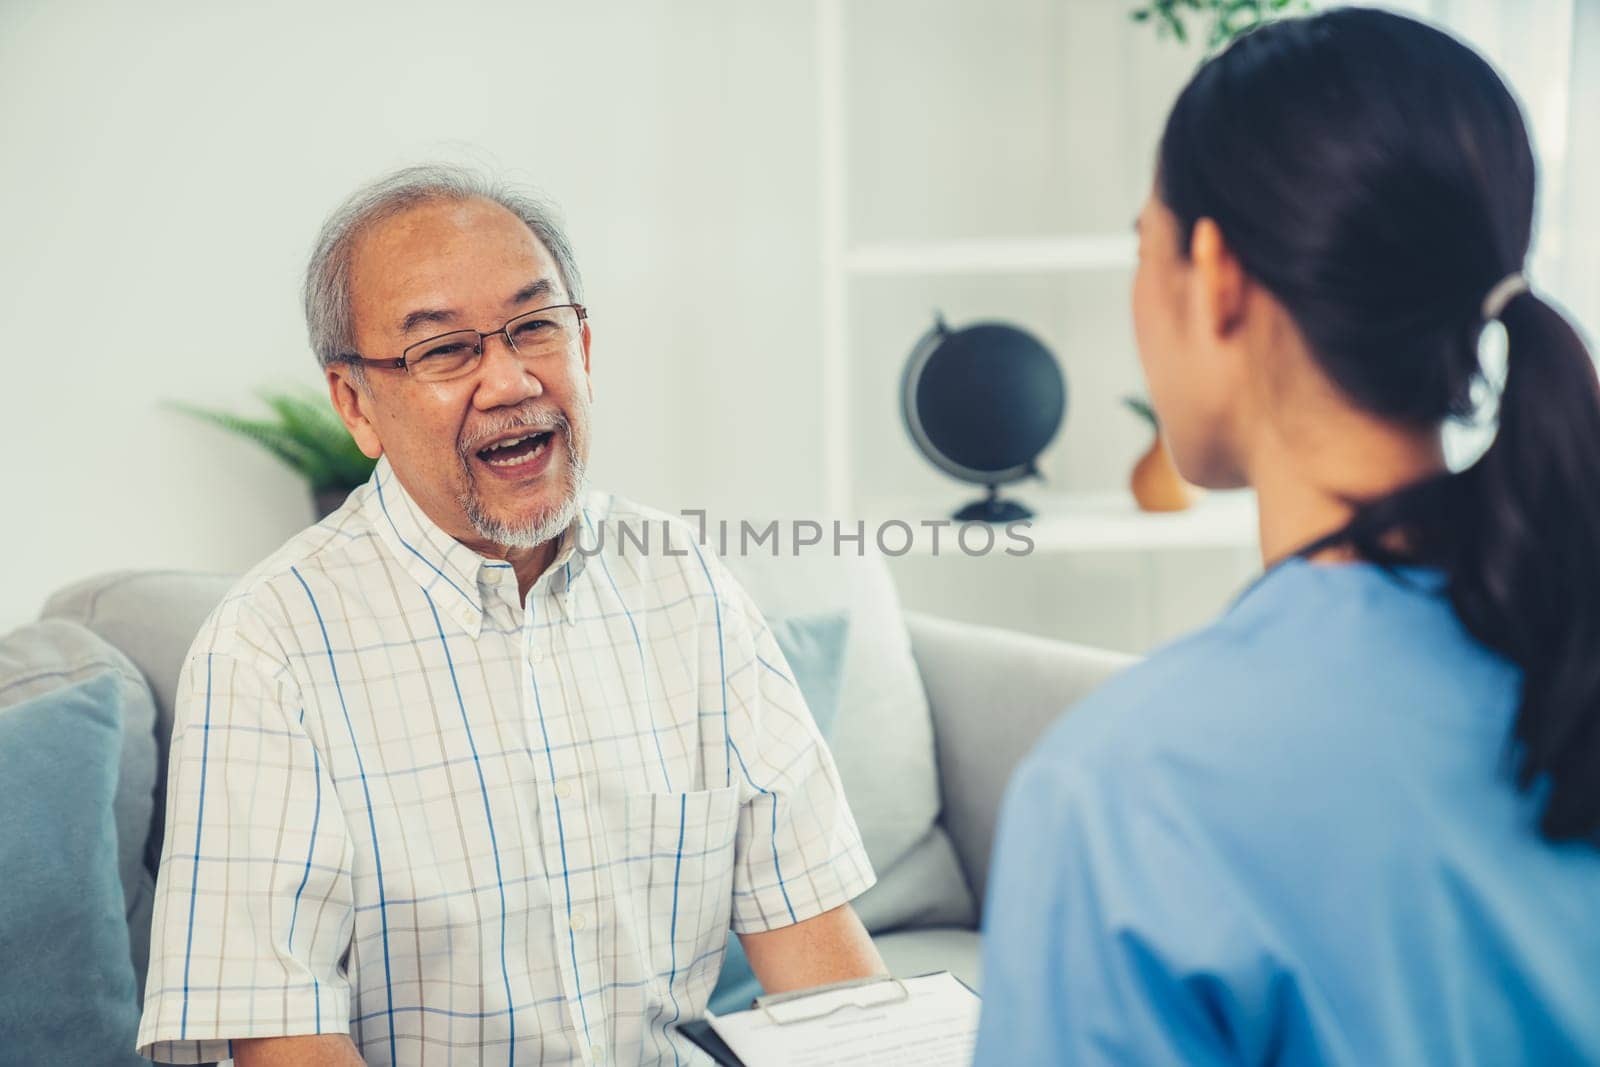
top-left (975, 9), bottom-right (1600, 1065)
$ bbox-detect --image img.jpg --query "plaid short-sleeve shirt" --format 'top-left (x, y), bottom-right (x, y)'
top-left (136, 458), bottom-right (875, 1065)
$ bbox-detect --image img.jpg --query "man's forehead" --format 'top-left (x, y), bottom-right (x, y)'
top-left (348, 198), bottom-right (559, 321)
top-left (358, 198), bottom-right (550, 268)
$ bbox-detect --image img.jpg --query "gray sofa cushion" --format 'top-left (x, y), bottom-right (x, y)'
top-left (872, 927), bottom-right (981, 991)
top-left (0, 618), bottom-right (159, 1002)
top-left (42, 569), bottom-right (236, 886)
top-left (906, 612), bottom-right (1134, 906)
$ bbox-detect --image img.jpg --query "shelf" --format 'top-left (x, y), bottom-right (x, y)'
top-left (845, 235), bottom-right (1137, 276)
top-left (862, 489), bottom-right (1259, 555)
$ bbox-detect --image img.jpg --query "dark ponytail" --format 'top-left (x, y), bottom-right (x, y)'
top-left (1159, 8), bottom-right (1600, 841)
top-left (1451, 295), bottom-right (1600, 839)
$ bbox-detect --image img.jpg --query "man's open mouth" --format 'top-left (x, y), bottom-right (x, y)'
top-left (475, 430), bottom-right (555, 468)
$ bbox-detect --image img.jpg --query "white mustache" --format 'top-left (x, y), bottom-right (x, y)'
top-left (458, 408), bottom-right (570, 458)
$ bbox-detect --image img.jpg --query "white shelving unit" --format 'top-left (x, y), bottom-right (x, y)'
top-left (810, 2), bottom-right (1257, 654)
top-left (817, 0), bottom-right (852, 518)
top-left (1024, 490), bottom-right (1257, 552)
top-left (845, 235), bottom-right (1136, 276)
top-left (813, 2), bottom-right (1254, 557)
top-left (867, 490), bottom-right (1259, 555)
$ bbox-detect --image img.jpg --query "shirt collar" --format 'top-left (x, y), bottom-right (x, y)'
top-left (360, 456), bottom-right (589, 635)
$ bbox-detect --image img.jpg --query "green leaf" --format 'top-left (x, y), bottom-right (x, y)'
top-left (1122, 394), bottom-right (1160, 429)
top-left (257, 388), bottom-right (374, 489)
top-left (169, 402), bottom-right (320, 472)
top-left (1132, 0), bottom-right (1307, 49)
top-left (168, 389), bottom-right (377, 492)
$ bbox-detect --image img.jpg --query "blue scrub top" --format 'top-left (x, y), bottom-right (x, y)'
top-left (975, 559), bottom-right (1600, 1066)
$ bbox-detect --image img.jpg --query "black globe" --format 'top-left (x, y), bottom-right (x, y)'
top-left (901, 315), bottom-right (1066, 521)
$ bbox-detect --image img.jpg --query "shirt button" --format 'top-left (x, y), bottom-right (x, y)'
top-left (530, 646), bottom-right (545, 665)
top-left (569, 911), bottom-right (589, 931)
top-left (591, 1043), bottom-right (605, 1061)
top-left (554, 780), bottom-right (575, 801)
top-left (484, 568), bottom-right (505, 584)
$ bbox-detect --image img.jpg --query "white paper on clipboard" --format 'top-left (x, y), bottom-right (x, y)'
top-left (705, 971), bottom-right (981, 1067)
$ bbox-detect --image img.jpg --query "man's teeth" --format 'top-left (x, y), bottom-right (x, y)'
top-left (480, 433), bottom-right (550, 466)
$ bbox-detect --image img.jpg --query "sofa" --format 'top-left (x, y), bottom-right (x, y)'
top-left (10, 555), bottom-right (1131, 1062)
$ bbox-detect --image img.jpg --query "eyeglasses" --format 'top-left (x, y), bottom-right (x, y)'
top-left (339, 303), bottom-right (587, 383)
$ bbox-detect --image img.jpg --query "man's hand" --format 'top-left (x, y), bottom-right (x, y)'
top-left (232, 1033), bottom-right (366, 1066)
top-left (738, 903), bottom-right (888, 995)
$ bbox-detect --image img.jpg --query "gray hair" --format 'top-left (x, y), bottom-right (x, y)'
top-left (303, 164), bottom-right (584, 370)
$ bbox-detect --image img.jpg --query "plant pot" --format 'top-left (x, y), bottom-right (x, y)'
top-left (313, 487), bottom-right (353, 520)
top-left (1131, 431), bottom-right (1199, 513)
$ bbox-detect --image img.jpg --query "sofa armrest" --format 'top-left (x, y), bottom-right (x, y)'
top-left (905, 611), bottom-right (1134, 909)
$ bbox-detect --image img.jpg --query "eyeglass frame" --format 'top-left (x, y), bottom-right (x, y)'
top-left (336, 302), bottom-right (589, 376)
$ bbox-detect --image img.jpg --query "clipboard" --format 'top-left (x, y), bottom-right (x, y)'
top-left (677, 1017), bottom-right (746, 1067)
top-left (676, 972), bottom-right (979, 1067)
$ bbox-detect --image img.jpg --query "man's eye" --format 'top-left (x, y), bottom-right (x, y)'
top-left (514, 319), bottom-right (555, 338)
top-left (423, 342), bottom-right (474, 359)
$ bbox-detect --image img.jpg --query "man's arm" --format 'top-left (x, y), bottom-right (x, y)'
top-left (136, 640), bottom-right (355, 1062)
top-left (706, 556), bottom-right (884, 996)
top-left (233, 1034), bottom-right (366, 1067)
top-left (738, 902), bottom-right (887, 995)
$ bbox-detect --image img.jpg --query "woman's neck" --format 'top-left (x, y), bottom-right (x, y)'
top-left (1245, 412), bottom-right (1446, 568)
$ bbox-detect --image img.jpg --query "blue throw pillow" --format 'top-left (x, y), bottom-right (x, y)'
top-left (766, 612), bottom-right (850, 737)
top-left (0, 671), bottom-right (149, 1065)
top-left (708, 611), bottom-right (850, 1016)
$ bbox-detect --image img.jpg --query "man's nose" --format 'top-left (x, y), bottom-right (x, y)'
top-left (472, 332), bottom-right (543, 408)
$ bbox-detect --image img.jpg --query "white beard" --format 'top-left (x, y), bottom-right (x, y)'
top-left (458, 431), bottom-right (588, 550)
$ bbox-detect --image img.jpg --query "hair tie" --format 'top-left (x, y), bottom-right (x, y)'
top-left (1481, 272), bottom-right (1529, 322)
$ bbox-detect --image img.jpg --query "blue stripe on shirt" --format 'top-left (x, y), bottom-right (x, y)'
top-left (663, 793), bottom-right (688, 1067)
top-left (178, 652), bottom-right (215, 1038)
top-left (726, 739), bottom-right (799, 925)
top-left (285, 713), bottom-right (324, 1029)
top-left (292, 565), bottom-right (399, 1065)
top-left (426, 593), bottom-right (517, 1066)
top-left (686, 543), bottom-right (798, 924)
top-left (685, 542), bottom-right (733, 787)
top-left (525, 602), bottom-right (593, 1048)
top-left (585, 507), bottom-right (674, 791)
top-left (374, 469), bottom-right (475, 609)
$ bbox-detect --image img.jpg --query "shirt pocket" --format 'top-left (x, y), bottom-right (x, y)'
top-left (614, 784), bottom-right (741, 991)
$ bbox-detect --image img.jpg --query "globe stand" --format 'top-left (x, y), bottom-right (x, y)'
top-left (953, 485), bottom-right (1033, 523)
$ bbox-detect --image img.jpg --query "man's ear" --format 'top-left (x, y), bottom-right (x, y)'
top-left (580, 317), bottom-right (594, 402)
top-left (1190, 217), bottom-right (1248, 340)
top-left (327, 365), bottom-right (383, 460)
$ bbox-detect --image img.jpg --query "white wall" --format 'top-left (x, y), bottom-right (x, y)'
top-left (0, 0), bottom-right (832, 628)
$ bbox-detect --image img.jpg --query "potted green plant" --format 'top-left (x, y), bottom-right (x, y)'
top-left (171, 387), bottom-right (376, 519)
top-left (1130, 0), bottom-right (1312, 48)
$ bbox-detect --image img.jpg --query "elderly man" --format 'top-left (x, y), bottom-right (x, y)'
top-left (136, 165), bottom-right (883, 1066)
